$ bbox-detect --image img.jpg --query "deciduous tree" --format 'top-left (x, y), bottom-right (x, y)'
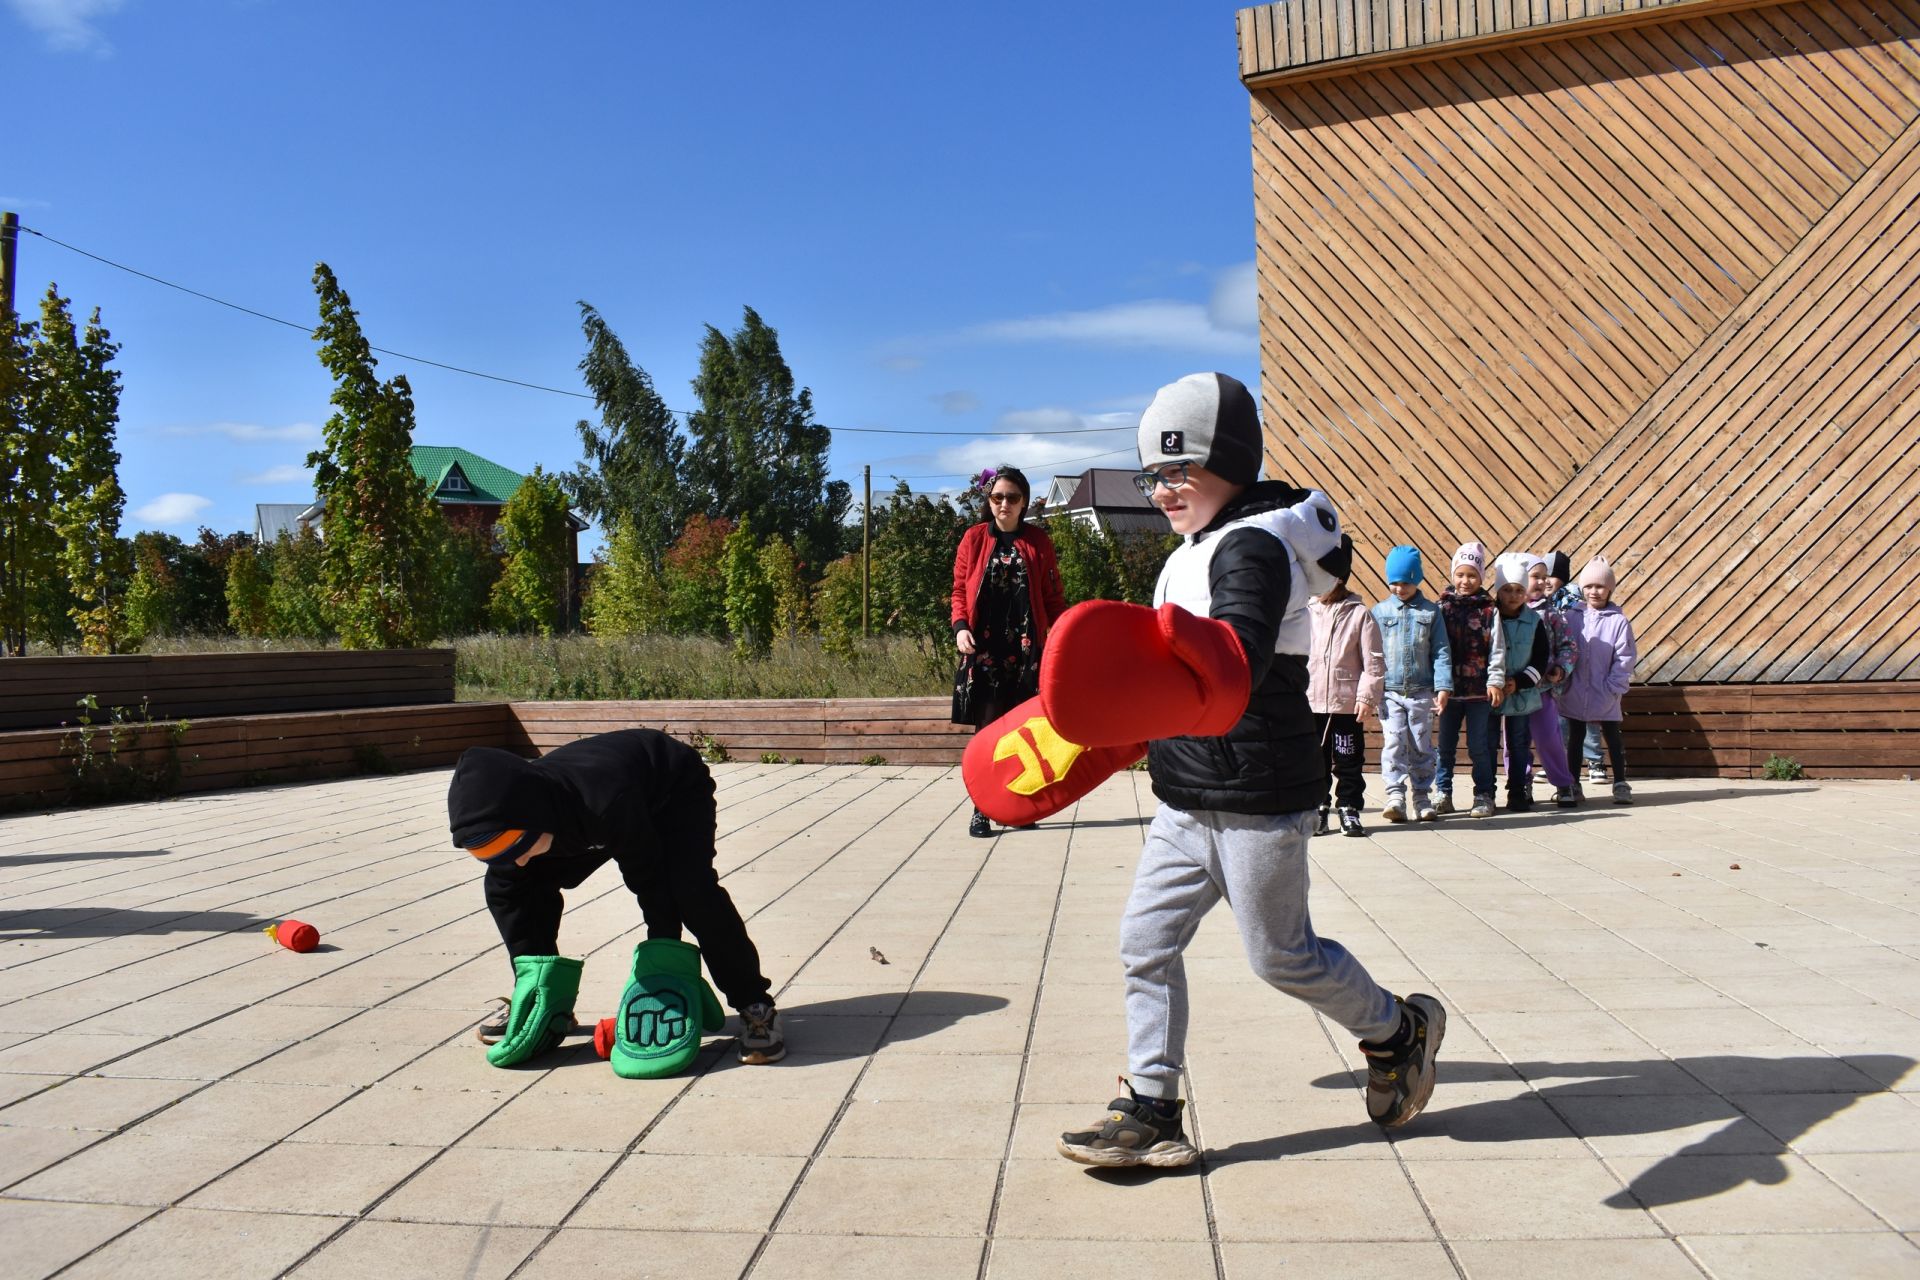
top-left (488, 468), bottom-right (572, 636)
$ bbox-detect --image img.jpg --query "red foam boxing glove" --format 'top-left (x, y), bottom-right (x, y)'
top-left (1039, 600), bottom-right (1251, 746)
top-left (962, 696), bottom-right (1145, 826)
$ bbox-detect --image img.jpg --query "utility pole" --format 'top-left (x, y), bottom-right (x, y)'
top-left (861, 465), bottom-right (871, 639)
top-left (0, 212), bottom-right (18, 321)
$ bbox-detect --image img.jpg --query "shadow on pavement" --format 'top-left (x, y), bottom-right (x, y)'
top-left (0, 849), bottom-right (171, 869)
top-left (1210, 1053), bottom-right (1916, 1210)
top-left (0, 907), bottom-right (270, 939)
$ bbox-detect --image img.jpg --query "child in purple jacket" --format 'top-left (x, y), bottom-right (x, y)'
top-left (1557, 556), bottom-right (1638, 805)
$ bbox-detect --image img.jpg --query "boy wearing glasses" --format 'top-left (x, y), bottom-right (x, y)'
top-left (1045, 372), bottom-right (1445, 1167)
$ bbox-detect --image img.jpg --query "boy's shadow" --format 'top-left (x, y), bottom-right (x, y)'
top-left (1208, 1053), bottom-right (1915, 1211)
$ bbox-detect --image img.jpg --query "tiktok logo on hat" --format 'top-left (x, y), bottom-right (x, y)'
top-left (1161, 430), bottom-right (1183, 454)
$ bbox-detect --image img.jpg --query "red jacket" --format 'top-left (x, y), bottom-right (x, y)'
top-left (950, 522), bottom-right (1067, 644)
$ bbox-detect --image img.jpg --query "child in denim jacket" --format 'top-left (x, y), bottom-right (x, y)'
top-left (1370, 545), bottom-right (1451, 824)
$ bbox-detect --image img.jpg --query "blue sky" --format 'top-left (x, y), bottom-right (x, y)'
top-left (5, 1), bottom-right (1262, 551)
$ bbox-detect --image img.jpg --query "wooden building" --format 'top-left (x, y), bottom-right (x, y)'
top-left (1233, 0), bottom-right (1918, 769)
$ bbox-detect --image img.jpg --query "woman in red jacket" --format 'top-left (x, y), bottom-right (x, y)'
top-left (951, 465), bottom-right (1068, 836)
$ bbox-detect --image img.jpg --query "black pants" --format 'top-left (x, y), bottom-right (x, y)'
top-left (1313, 712), bottom-right (1365, 810)
top-left (482, 764), bottom-right (773, 1011)
top-left (1562, 716), bottom-right (1628, 784)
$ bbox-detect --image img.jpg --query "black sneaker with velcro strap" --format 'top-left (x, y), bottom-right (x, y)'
top-left (1361, 993), bottom-right (1446, 1129)
top-left (1057, 1084), bottom-right (1198, 1168)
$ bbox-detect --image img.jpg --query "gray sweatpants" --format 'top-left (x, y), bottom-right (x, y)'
top-left (1378, 691), bottom-right (1437, 801)
top-left (1120, 804), bottom-right (1401, 1099)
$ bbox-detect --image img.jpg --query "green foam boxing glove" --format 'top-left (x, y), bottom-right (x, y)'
top-left (485, 954), bottom-right (583, 1068)
top-left (610, 938), bottom-right (726, 1079)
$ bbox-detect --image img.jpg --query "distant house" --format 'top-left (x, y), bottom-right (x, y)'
top-left (253, 503), bottom-right (309, 544)
top-left (1041, 467), bottom-right (1169, 535)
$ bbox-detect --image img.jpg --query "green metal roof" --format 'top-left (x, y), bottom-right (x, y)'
top-left (410, 445), bottom-right (525, 505)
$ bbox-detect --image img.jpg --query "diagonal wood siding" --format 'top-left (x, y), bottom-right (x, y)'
top-left (1248, 0), bottom-right (1920, 682)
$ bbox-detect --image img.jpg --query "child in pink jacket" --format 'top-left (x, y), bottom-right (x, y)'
top-left (1308, 537), bottom-right (1386, 837)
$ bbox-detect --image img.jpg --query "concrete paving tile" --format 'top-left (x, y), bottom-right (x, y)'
top-left (367, 1042), bottom-right (541, 1094)
top-left (460, 1087), bottom-right (665, 1153)
top-left (1214, 1240), bottom-right (1459, 1278)
top-left (781, 1155), bottom-right (999, 1237)
top-left (230, 1035), bottom-right (426, 1087)
top-left (1551, 1094), bottom-right (1780, 1157)
top-left (57, 1206), bottom-right (347, 1280)
top-left (823, 1097), bottom-right (1014, 1159)
top-left (855, 1051), bottom-right (1022, 1102)
top-left (510, 1227), bottom-right (760, 1280)
top-left (187, 1140), bottom-right (436, 1215)
top-left (0, 1032), bottom-right (159, 1075)
top-left (0, 1074), bottom-right (56, 1110)
top-left (1446, 1238), bottom-right (1704, 1277)
top-left (1406, 1158), bottom-right (1662, 1239)
top-left (90, 1036), bottom-right (278, 1081)
top-left (1682, 1052), bottom-right (1889, 1096)
top-left (12, 1130), bottom-right (270, 1206)
top-left (131, 1079), bottom-right (357, 1141)
top-left (992, 1157), bottom-right (1210, 1241)
top-left (1209, 1157), bottom-right (1433, 1242)
top-left (1389, 1082), bottom-right (1588, 1159)
top-left (287, 1219), bottom-right (545, 1280)
top-left (637, 1091), bottom-right (840, 1157)
top-left (991, 1238), bottom-right (1222, 1278)
top-left (759, 1232), bottom-right (984, 1278)
top-left (0, 1075), bottom-right (197, 1131)
top-left (1194, 1096), bottom-right (1391, 1162)
top-left (0, 1198), bottom-right (151, 1278)
top-left (1679, 1231), bottom-right (1920, 1278)
top-left (1807, 1153), bottom-right (1920, 1230)
top-left (1607, 1152), bottom-right (1888, 1233)
top-left (881, 1011), bottom-right (1033, 1054)
top-left (1565, 977), bottom-right (1741, 1010)
top-left (0, 1122), bottom-right (102, 1188)
top-left (690, 1052), bottom-right (866, 1099)
top-left (280, 1083), bottom-right (503, 1147)
top-left (370, 1146), bottom-right (621, 1228)
top-left (567, 1152), bottom-right (801, 1232)
top-left (1735, 1090), bottom-right (1920, 1152)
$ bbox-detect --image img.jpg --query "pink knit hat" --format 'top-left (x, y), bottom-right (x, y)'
top-left (1578, 556), bottom-right (1617, 589)
top-left (1450, 541), bottom-right (1488, 574)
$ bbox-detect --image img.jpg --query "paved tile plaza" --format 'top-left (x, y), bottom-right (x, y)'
top-left (1, 765), bottom-right (1918, 1278)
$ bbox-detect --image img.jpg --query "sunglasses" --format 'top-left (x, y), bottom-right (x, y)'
top-left (1132, 462), bottom-right (1191, 496)
top-left (987, 492), bottom-right (1024, 505)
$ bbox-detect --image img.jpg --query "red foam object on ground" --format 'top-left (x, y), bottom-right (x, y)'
top-left (594, 1016), bottom-right (615, 1059)
top-left (267, 919), bottom-right (319, 952)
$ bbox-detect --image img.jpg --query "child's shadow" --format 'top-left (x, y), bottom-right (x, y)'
top-left (1206, 1052), bottom-right (1915, 1211)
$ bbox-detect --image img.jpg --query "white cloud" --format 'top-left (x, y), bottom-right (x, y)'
top-left (132, 492), bottom-right (212, 526)
top-left (6, 0), bottom-right (126, 53)
top-left (240, 464), bottom-right (311, 485)
top-left (960, 262), bottom-right (1259, 356)
top-left (932, 390), bottom-right (979, 415)
top-left (926, 408), bottom-right (1141, 493)
top-left (163, 421), bottom-right (319, 444)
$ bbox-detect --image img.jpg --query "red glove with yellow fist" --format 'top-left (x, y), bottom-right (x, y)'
top-left (961, 697), bottom-right (1144, 827)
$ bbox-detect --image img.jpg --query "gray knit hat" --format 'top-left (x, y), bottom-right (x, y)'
top-left (1136, 372), bottom-right (1262, 485)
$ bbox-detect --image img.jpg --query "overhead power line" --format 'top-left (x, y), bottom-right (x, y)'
top-left (17, 223), bottom-right (1132, 438)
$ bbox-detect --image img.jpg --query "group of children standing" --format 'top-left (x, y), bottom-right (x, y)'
top-left (1306, 540), bottom-right (1638, 834)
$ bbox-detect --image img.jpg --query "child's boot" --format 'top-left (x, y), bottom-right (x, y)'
top-left (1380, 792), bottom-right (1406, 824)
top-left (1416, 794), bottom-right (1439, 822)
top-left (1612, 781), bottom-right (1633, 805)
top-left (1058, 1080), bottom-right (1197, 1168)
top-left (1433, 793), bottom-right (1455, 816)
top-left (1470, 793), bottom-right (1495, 818)
top-left (1315, 806), bottom-right (1333, 836)
top-left (1360, 994), bottom-right (1447, 1128)
top-left (1552, 784), bottom-right (1578, 808)
top-left (1339, 807), bottom-right (1366, 837)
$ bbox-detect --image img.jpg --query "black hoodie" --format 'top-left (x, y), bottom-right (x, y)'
top-left (446, 729), bottom-right (700, 862)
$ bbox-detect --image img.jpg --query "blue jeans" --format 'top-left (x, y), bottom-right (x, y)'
top-left (1436, 699), bottom-right (1494, 799)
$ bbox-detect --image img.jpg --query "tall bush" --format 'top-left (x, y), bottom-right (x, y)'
top-left (723, 523), bottom-right (774, 658)
top-left (583, 517), bottom-right (667, 637)
top-left (488, 468), bottom-right (572, 636)
top-left (663, 514), bottom-right (732, 638)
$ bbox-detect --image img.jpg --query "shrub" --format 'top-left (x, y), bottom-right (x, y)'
top-left (1762, 752), bottom-right (1805, 781)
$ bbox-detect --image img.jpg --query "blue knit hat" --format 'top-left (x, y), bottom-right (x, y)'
top-left (1384, 545), bottom-right (1423, 585)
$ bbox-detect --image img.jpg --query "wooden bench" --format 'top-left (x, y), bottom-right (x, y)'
top-left (509, 699), bottom-right (975, 765)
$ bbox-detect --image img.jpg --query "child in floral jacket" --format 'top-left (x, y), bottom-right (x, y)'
top-left (1435, 542), bottom-right (1507, 818)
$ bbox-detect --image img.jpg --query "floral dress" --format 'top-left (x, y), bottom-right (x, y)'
top-left (967, 530), bottom-right (1037, 727)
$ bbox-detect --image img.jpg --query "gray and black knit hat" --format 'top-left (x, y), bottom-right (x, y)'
top-left (1136, 372), bottom-right (1262, 486)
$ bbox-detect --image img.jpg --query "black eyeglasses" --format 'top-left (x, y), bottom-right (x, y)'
top-left (1132, 463), bottom-right (1191, 496)
top-left (987, 492), bottom-right (1023, 505)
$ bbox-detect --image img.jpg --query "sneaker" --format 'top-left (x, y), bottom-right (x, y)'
top-left (1361, 993), bottom-right (1446, 1128)
top-left (1552, 785), bottom-right (1578, 808)
top-left (1470, 794), bottom-right (1495, 818)
top-left (1505, 788), bottom-right (1533, 813)
top-left (968, 811), bottom-right (992, 838)
top-left (1612, 781), bottom-right (1633, 805)
top-left (474, 995), bottom-right (510, 1046)
top-left (1315, 807), bottom-right (1333, 837)
top-left (738, 1002), bottom-right (786, 1064)
top-left (1058, 1088), bottom-right (1197, 1168)
top-left (1340, 808), bottom-right (1365, 837)
top-left (1585, 760), bottom-right (1608, 786)
top-left (1416, 799), bottom-right (1439, 822)
top-left (1433, 794), bottom-right (1456, 815)
top-left (1380, 795), bottom-right (1407, 824)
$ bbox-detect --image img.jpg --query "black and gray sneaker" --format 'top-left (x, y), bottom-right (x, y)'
top-left (1339, 808), bottom-right (1366, 837)
top-left (968, 810), bottom-right (992, 838)
top-left (474, 995), bottom-right (510, 1046)
top-left (1058, 1088), bottom-right (1197, 1168)
top-left (738, 1001), bottom-right (786, 1064)
top-left (1361, 994), bottom-right (1446, 1128)
top-left (1315, 807), bottom-right (1333, 837)
top-left (1552, 785), bottom-right (1578, 808)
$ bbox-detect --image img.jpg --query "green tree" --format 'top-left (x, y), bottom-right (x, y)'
top-left (723, 522), bottom-right (774, 658)
top-left (1047, 513), bottom-right (1120, 605)
top-left (488, 468), bottom-right (572, 636)
top-left (46, 301), bottom-right (129, 652)
top-left (563, 302), bottom-right (687, 571)
top-left (812, 553), bottom-right (866, 657)
top-left (583, 516), bottom-right (668, 637)
top-left (661, 513), bottom-right (732, 637)
top-left (305, 263), bottom-right (440, 648)
top-left (757, 534), bottom-right (809, 641)
top-left (0, 300), bottom-right (56, 654)
top-left (429, 519), bottom-right (501, 638)
top-left (267, 527), bottom-right (330, 639)
top-left (685, 307), bottom-right (848, 570)
top-left (226, 543), bottom-right (271, 637)
top-left (1110, 527), bottom-right (1178, 605)
top-left (869, 482), bottom-right (964, 640)
top-left (123, 531), bottom-right (184, 645)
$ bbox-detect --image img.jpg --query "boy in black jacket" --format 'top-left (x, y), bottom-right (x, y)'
top-left (1048, 373), bottom-right (1445, 1168)
top-left (447, 729), bottom-right (783, 1068)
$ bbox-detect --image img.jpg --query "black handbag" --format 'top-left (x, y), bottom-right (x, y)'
top-left (950, 655), bottom-right (976, 725)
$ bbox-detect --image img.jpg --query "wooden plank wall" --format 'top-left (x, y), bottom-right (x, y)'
top-left (508, 700), bottom-right (974, 765)
top-left (1247, 0), bottom-right (1920, 683)
top-left (0, 650), bottom-right (455, 731)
